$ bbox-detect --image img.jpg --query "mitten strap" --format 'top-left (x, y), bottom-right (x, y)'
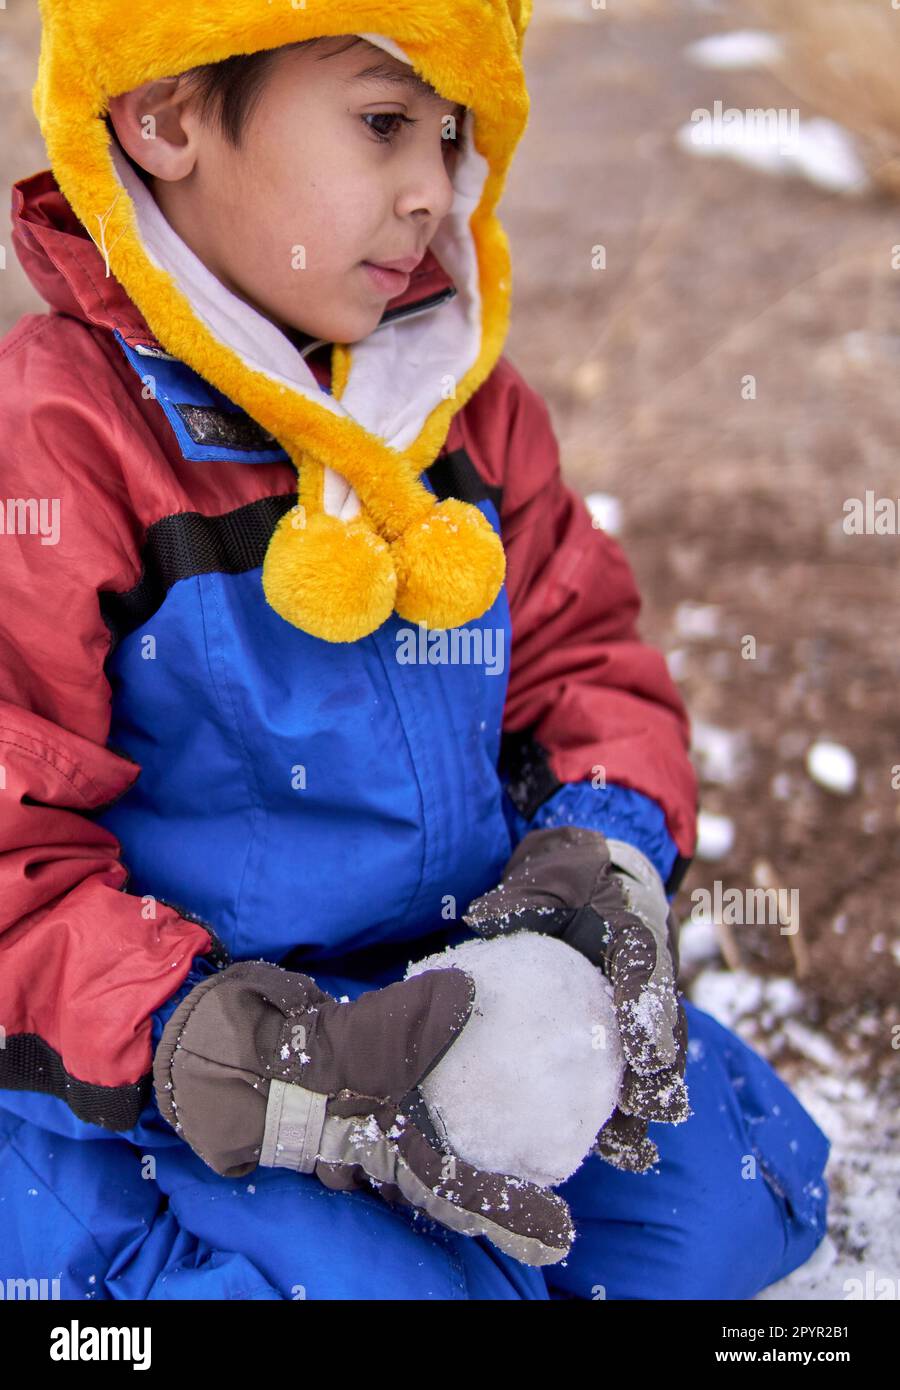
top-left (260, 1078), bottom-right (328, 1173)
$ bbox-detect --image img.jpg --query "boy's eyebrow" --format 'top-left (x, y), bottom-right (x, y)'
top-left (346, 59), bottom-right (467, 115)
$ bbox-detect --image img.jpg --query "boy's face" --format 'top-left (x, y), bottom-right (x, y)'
top-left (108, 38), bottom-right (467, 346)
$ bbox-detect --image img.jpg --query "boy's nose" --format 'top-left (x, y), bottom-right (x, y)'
top-left (395, 152), bottom-right (457, 224)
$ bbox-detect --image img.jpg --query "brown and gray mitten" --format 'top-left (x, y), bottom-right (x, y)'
top-left (153, 960), bottom-right (574, 1266)
top-left (463, 826), bottom-right (691, 1173)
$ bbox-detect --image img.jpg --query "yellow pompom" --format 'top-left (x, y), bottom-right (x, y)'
top-left (262, 508), bottom-right (397, 643)
top-left (391, 499), bottom-right (507, 628)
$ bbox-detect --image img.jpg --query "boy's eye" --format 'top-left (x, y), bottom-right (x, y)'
top-left (444, 125), bottom-right (466, 159)
top-left (360, 112), bottom-right (465, 157)
top-left (362, 112), bottom-right (417, 144)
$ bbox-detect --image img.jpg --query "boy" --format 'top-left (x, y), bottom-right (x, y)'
top-left (0, 3), bottom-right (829, 1297)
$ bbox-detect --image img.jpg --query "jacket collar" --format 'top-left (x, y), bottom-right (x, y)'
top-left (10, 168), bottom-right (458, 354)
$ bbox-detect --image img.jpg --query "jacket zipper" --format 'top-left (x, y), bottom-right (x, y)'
top-left (131, 286), bottom-right (458, 363)
top-left (295, 285), bottom-right (458, 358)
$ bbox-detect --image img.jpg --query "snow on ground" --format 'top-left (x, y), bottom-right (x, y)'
top-left (674, 601), bottom-right (722, 641)
top-left (757, 1067), bottom-right (899, 1300)
top-left (688, 964), bottom-right (900, 1299)
top-left (805, 740), bottom-right (858, 796)
top-left (694, 809), bottom-right (736, 860)
top-left (691, 719), bottom-right (752, 785)
top-left (585, 491), bottom-right (623, 536)
top-left (684, 29), bottom-right (785, 70)
top-left (677, 913), bottom-right (721, 974)
top-left (677, 112), bottom-right (870, 196)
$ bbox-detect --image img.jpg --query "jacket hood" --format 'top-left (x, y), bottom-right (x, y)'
top-left (31, 3), bottom-right (533, 642)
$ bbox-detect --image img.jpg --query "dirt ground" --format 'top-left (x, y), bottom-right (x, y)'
top-left (510, 0), bottom-right (900, 1098)
top-left (2, 0), bottom-right (897, 1290)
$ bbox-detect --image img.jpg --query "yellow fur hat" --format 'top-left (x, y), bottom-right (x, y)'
top-left (33, 1), bottom-right (533, 642)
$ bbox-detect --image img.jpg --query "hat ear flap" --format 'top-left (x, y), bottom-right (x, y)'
top-left (506, 0), bottom-right (533, 51)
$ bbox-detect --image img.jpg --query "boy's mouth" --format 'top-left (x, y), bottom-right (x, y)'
top-left (360, 254), bottom-right (423, 296)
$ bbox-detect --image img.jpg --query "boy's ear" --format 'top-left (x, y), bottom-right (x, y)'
top-left (106, 78), bottom-right (200, 182)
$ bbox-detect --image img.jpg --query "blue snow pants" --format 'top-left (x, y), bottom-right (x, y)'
top-left (0, 935), bottom-right (830, 1301)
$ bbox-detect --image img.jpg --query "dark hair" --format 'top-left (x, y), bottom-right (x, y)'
top-left (106, 35), bottom-right (363, 186)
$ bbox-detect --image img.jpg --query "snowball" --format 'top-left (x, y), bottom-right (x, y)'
top-left (806, 740), bottom-right (857, 795)
top-left (405, 932), bottom-right (623, 1188)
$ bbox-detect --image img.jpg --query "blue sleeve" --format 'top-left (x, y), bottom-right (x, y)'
top-left (501, 777), bottom-right (680, 900)
top-left (150, 953), bottom-right (222, 1044)
top-left (129, 953), bottom-right (225, 1135)
top-left (113, 953), bottom-right (226, 1147)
